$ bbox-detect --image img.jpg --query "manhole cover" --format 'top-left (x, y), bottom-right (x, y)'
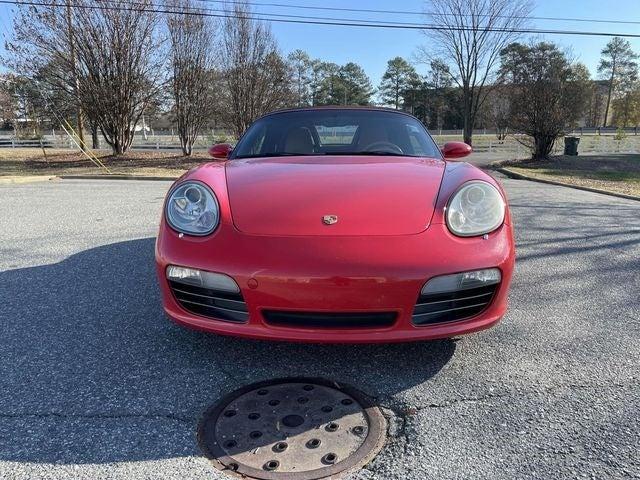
top-left (198, 378), bottom-right (386, 479)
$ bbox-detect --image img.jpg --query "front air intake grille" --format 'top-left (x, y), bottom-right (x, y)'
top-left (263, 311), bottom-right (397, 329)
top-left (169, 280), bottom-right (249, 323)
top-left (412, 284), bottom-right (498, 326)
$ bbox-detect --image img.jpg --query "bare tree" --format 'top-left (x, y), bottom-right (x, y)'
top-left (167, 1), bottom-right (217, 156)
top-left (0, 77), bottom-right (14, 129)
top-left (420, 0), bottom-right (533, 145)
top-left (5, 1), bottom-right (84, 143)
top-left (221, 2), bottom-right (293, 138)
top-left (483, 87), bottom-right (510, 141)
top-left (5, 0), bottom-right (163, 154)
top-left (71, 0), bottom-right (164, 155)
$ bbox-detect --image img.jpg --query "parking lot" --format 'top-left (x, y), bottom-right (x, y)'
top-left (0, 176), bottom-right (638, 479)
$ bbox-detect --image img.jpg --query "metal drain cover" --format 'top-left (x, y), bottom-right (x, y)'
top-left (198, 378), bottom-right (386, 479)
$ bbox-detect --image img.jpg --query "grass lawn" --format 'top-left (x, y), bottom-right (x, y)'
top-left (0, 148), bottom-right (214, 177)
top-left (499, 154), bottom-right (640, 197)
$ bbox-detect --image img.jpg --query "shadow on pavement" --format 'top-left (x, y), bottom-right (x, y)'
top-left (0, 237), bottom-right (455, 464)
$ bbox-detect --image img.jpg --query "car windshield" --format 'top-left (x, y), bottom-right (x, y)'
top-left (231, 109), bottom-right (442, 159)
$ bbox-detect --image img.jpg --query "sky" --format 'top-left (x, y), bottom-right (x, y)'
top-left (267, 0), bottom-right (640, 85)
top-left (0, 0), bottom-right (639, 87)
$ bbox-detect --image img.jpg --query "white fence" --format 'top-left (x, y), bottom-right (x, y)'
top-left (0, 129), bottom-right (233, 151)
top-left (2, 130), bottom-right (640, 158)
top-left (430, 134), bottom-right (640, 159)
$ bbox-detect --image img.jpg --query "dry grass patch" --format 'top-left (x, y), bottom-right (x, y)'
top-left (498, 154), bottom-right (640, 197)
top-left (0, 148), bottom-right (216, 177)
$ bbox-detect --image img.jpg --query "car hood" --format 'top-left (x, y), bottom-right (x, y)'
top-left (225, 155), bottom-right (445, 236)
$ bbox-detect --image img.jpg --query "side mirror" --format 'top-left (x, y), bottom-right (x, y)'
top-left (441, 141), bottom-right (472, 160)
top-left (208, 143), bottom-right (233, 159)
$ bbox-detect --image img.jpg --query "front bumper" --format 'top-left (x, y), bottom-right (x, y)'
top-left (155, 222), bottom-right (514, 343)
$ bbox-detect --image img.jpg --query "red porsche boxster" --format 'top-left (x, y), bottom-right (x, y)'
top-left (155, 107), bottom-right (514, 343)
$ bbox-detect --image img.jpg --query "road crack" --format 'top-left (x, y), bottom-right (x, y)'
top-left (380, 380), bottom-right (635, 415)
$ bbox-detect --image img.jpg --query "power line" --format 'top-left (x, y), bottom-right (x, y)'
top-left (2, 0), bottom-right (640, 38)
top-left (157, 0), bottom-right (434, 27)
top-left (195, 0), bottom-right (640, 26)
top-left (158, 0), bottom-right (640, 32)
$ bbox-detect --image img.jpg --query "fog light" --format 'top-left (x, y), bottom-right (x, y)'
top-left (421, 268), bottom-right (501, 295)
top-left (166, 265), bottom-right (240, 293)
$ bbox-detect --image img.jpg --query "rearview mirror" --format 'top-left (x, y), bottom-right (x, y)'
top-left (208, 143), bottom-right (233, 159)
top-left (441, 141), bottom-right (472, 160)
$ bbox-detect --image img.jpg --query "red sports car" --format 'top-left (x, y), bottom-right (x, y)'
top-left (155, 107), bottom-right (514, 343)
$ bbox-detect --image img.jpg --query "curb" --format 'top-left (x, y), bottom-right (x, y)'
top-left (0, 175), bottom-right (58, 185)
top-left (59, 174), bottom-right (180, 181)
top-left (495, 167), bottom-right (640, 202)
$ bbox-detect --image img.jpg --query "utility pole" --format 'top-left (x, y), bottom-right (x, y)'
top-left (66, 0), bottom-right (85, 150)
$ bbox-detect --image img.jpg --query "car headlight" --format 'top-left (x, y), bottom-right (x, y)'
top-left (446, 181), bottom-right (505, 237)
top-left (166, 181), bottom-right (219, 235)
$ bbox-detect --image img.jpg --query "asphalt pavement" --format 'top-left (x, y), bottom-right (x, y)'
top-left (0, 176), bottom-right (638, 480)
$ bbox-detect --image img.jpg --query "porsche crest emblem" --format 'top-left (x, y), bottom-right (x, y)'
top-left (322, 215), bottom-right (338, 225)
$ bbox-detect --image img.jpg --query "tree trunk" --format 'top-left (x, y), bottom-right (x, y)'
top-left (76, 109), bottom-right (85, 150)
top-left (463, 103), bottom-right (473, 146)
top-left (180, 135), bottom-right (193, 156)
top-left (603, 71), bottom-right (614, 128)
top-left (141, 113), bottom-right (148, 140)
top-left (533, 135), bottom-right (555, 160)
top-left (109, 124), bottom-right (129, 155)
top-left (91, 123), bottom-right (100, 149)
top-left (462, 86), bottom-right (474, 146)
